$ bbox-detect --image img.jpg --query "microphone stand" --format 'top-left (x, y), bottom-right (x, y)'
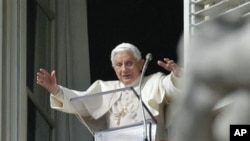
top-left (138, 53), bottom-right (152, 141)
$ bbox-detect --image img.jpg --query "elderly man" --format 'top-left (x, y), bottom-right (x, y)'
top-left (37, 43), bottom-right (181, 141)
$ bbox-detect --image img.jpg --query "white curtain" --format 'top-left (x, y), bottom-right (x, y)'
top-left (55, 0), bottom-right (92, 140)
top-left (32, 0), bottom-right (93, 140)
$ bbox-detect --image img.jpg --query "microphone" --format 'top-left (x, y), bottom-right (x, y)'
top-left (138, 53), bottom-right (153, 141)
top-left (142, 53), bottom-right (153, 75)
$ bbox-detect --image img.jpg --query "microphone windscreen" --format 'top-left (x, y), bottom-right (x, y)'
top-left (146, 53), bottom-right (153, 61)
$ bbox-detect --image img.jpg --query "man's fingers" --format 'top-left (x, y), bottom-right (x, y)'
top-left (158, 60), bottom-right (170, 70)
top-left (51, 70), bottom-right (56, 77)
top-left (157, 60), bottom-right (166, 68)
top-left (36, 78), bottom-right (44, 86)
top-left (163, 58), bottom-right (170, 62)
top-left (39, 68), bottom-right (50, 75)
top-left (37, 69), bottom-right (54, 85)
top-left (36, 72), bottom-right (44, 78)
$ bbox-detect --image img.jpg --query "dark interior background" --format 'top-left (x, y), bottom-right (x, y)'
top-left (87, 0), bottom-right (183, 82)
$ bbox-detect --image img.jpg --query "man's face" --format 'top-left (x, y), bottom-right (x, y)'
top-left (112, 51), bottom-right (144, 85)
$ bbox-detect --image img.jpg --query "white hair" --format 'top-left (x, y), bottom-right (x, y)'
top-left (110, 43), bottom-right (142, 64)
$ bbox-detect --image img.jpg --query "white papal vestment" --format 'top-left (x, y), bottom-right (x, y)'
top-left (50, 72), bottom-right (180, 141)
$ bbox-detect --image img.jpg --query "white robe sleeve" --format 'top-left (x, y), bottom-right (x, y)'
top-left (142, 72), bottom-right (181, 116)
top-left (50, 85), bottom-right (90, 116)
top-left (162, 72), bottom-right (182, 102)
top-left (50, 80), bottom-right (120, 118)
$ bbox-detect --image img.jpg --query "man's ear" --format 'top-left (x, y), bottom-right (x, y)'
top-left (112, 64), bottom-right (115, 71)
top-left (139, 59), bottom-right (145, 70)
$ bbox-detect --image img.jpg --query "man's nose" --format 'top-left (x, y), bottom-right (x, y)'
top-left (121, 64), bottom-right (128, 71)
